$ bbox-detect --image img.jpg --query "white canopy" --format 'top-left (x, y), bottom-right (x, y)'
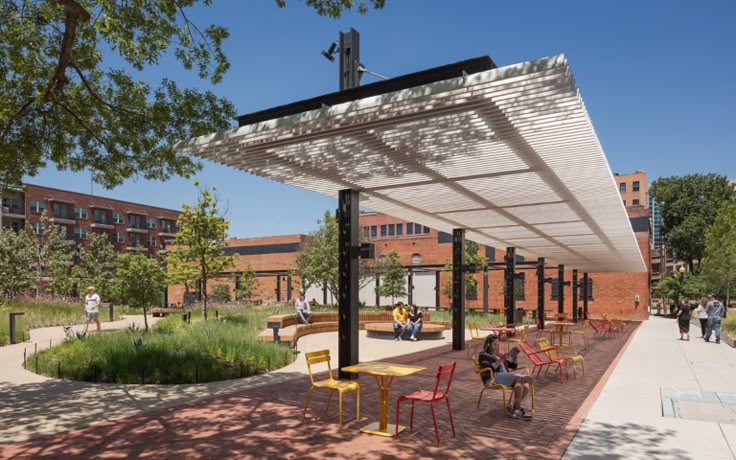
top-left (176, 54), bottom-right (646, 273)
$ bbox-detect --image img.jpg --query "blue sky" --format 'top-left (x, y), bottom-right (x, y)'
top-left (28, 0), bottom-right (736, 238)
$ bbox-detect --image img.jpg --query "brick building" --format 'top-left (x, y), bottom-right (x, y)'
top-left (0, 184), bottom-right (180, 256)
top-left (614, 170), bottom-right (647, 207)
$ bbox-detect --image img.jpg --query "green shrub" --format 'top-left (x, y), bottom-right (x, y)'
top-left (723, 314), bottom-right (736, 337)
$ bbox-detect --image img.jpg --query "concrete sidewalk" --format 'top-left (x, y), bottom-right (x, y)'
top-left (564, 315), bottom-right (736, 459)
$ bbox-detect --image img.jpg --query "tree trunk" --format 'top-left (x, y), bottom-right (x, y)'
top-left (143, 305), bottom-right (149, 332)
top-left (202, 270), bottom-right (208, 321)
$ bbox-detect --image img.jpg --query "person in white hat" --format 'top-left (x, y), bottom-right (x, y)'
top-left (83, 286), bottom-right (102, 333)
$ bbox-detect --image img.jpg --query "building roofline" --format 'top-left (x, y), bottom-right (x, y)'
top-left (22, 183), bottom-right (181, 214)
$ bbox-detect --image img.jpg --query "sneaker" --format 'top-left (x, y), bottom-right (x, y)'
top-left (704, 338), bottom-right (709, 342)
top-left (716, 340), bottom-right (720, 344)
top-left (510, 408), bottom-right (531, 421)
top-left (411, 336), bottom-right (417, 341)
top-left (394, 337), bottom-right (399, 341)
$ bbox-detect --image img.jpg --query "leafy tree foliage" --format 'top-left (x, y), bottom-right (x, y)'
top-left (653, 271), bottom-right (702, 313)
top-left (649, 174), bottom-right (734, 271)
top-left (375, 250), bottom-right (406, 304)
top-left (0, 227), bottom-right (36, 298)
top-left (113, 253), bottom-right (165, 331)
top-left (210, 284), bottom-right (231, 302)
top-left (440, 240), bottom-right (489, 303)
top-left (34, 213), bottom-right (76, 296)
top-left (71, 232), bottom-right (117, 300)
top-left (167, 182), bottom-right (236, 320)
top-left (701, 203), bottom-right (736, 308)
top-left (1, 0), bottom-right (384, 188)
top-left (235, 263), bottom-right (261, 303)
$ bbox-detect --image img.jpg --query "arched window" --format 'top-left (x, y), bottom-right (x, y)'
top-left (411, 253), bottom-right (421, 265)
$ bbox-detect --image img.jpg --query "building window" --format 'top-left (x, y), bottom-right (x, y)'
top-left (363, 226), bottom-right (370, 238)
top-left (52, 203), bottom-right (69, 219)
top-left (632, 199), bottom-right (640, 206)
top-left (415, 223), bottom-right (422, 234)
top-left (128, 234), bottom-right (140, 247)
top-left (371, 225), bottom-right (377, 238)
top-left (113, 213), bottom-right (124, 224)
top-left (411, 253), bottom-right (421, 265)
top-left (74, 227), bottom-right (88, 240)
top-left (92, 209), bottom-right (108, 224)
top-left (397, 223), bottom-right (403, 236)
top-left (380, 225), bottom-right (387, 237)
top-left (619, 182), bottom-right (626, 193)
top-left (406, 222), bottom-right (414, 235)
top-left (633, 181), bottom-right (640, 192)
top-left (146, 217), bottom-right (156, 229)
top-left (515, 273), bottom-right (526, 301)
top-left (578, 279), bottom-right (594, 300)
top-left (388, 224), bottom-right (395, 237)
top-left (148, 236), bottom-right (156, 247)
top-left (30, 200), bottom-right (45, 213)
top-left (2, 197), bottom-right (21, 213)
top-left (129, 214), bottom-right (143, 229)
top-left (74, 207), bottom-right (87, 219)
top-left (115, 232), bottom-right (125, 243)
top-left (423, 226), bottom-right (430, 234)
top-left (31, 222), bottom-right (44, 235)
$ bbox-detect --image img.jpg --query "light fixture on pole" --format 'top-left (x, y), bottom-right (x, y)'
top-left (320, 42), bottom-right (338, 62)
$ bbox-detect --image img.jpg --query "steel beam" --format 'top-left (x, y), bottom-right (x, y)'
top-left (483, 266), bottom-right (489, 314)
top-left (572, 269), bottom-right (578, 322)
top-left (504, 247), bottom-right (516, 325)
top-left (407, 268), bottom-right (414, 306)
top-left (583, 272), bottom-right (589, 319)
top-left (557, 265), bottom-right (564, 314)
top-left (537, 258), bottom-right (545, 330)
top-left (435, 271), bottom-right (441, 311)
top-left (452, 229), bottom-right (465, 351)
top-left (337, 189), bottom-right (359, 379)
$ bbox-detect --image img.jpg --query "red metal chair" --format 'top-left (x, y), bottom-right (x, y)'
top-left (395, 362), bottom-right (456, 446)
top-left (535, 317), bottom-right (555, 343)
top-left (519, 342), bottom-right (568, 383)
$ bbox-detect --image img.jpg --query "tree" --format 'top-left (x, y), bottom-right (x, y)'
top-left (1, 0), bottom-right (384, 188)
top-left (649, 174), bottom-right (734, 271)
top-left (34, 213), bottom-right (76, 297)
top-left (113, 253), bottom-right (165, 331)
top-left (210, 284), bottom-right (231, 302)
top-left (235, 263), bottom-right (261, 303)
top-left (653, 271), bottom-right (702, 314)
top-left (701, 203), bottom-right (736, 310)
top-left (376, 250), bottom-right (406, 304)
top-left (72, 232), bottom-right (117, 300)
top-left (0, 227), bottom-right (36, 298)
top-left (295, 210), bottom-right (379, 300)
top-left (440, 240), bottom-right (489, 304)
top-left (167, 182), bottom-right (236, 320)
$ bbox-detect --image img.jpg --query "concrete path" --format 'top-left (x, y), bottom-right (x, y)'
top-left (564, 315), bottom-right (736, 460)
top-left (0, 317), bottom-right (455, 444)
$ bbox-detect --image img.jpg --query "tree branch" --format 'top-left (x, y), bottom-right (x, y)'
top-left (68, 62), bottom-right (145, 118)
top-left (56, 99), bottom-right (128, 163)
top-left (43, 0), bottom-right (91, 102)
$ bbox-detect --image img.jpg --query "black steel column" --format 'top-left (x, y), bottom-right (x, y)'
top-left (337, 189), bottom-right (359, 379)
top-left (504, 247), bottom-right (516, 326)
top-left (322, 282), bottom-right (328, 305)
top-left (286, 273), bottom-right (292, 302)
top-left (435, 271), bottom-right (441, 311)
top-left (452, 229), bottom-right (465, 351)
top-left (482, 266), bottom-right (489, 314)
top-left (375, 274), bottom-right (380, 307)
top-left (583, 273), bottom-right (589, 319)
top-left (557, 265), bottom-right (565, 314)
top-left (572, 269), bottom-right (579, 322)
top-left (275, 275), bottom-right (281, 302)
top-left (407, 268), bottom-right (413, 306)
top-left (537, 258), bottom-right (545, 330)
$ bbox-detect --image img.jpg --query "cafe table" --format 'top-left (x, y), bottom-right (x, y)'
top-left (546, 321), bottom-right (577, 347)
top-left (341, 361), bottom-right (425, 437)
top-left (480, 325), bottom-right (517, 340)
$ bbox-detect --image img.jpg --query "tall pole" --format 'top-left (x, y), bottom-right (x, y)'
top-left (407, 268), bottom-right (413, 306)
top-left (339, 28), bottom-right (361, 91)
top-left (557, 264), bottom-right (565, 314)
top-left (537, 257), bottom-right (545, 329)
top-left (337, 189), bottom-right (360, 379)
top-left (572, 269), bottom-right (578, 322)
top-left (482, 266), bottom-right (489, 314)
top-left (451, 229), bottom-right (465, 351)
top-left (583, 273), bottom-right (589, 319)
top-left (504, 248), bottom-right (516, 325)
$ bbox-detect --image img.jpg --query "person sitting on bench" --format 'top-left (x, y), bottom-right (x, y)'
top-left (295, 292), bottom-right (312, 324)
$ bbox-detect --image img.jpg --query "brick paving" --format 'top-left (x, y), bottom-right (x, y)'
top-left (1, 323), bottom-right (639, 460)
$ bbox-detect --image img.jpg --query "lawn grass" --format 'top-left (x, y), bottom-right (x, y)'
top-left (0, 300), bottom-right (138, 346)
top-left (30, 307), bottom-right (292, 384)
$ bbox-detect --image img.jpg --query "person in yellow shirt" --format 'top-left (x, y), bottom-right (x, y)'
top-left (392, 302), bottom-right (409, 341)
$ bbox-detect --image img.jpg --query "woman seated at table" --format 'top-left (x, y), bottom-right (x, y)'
top-left (478, 334), bottom-right (534, 421)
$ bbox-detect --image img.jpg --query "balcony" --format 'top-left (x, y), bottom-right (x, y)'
top-left (91, 220), bottom-right (115, 230)
top-left (1, 205), bottom-right (25, 218)
top-left (127, 223), bottom-right (149, 234)
top-left (158, 228), bottom-right (176, 238)
top-left (125, 245), bottom-right (149, 252)
top-left (50, 216), bottom-right (76, 225)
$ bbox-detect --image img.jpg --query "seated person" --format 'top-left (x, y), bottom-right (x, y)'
top-left (407, 305), bottom-right (423, 341)
top-left (294, 292), bottom-right (312, 324)
top-left (478, 334), bottom-right (533, 421)
top-left (392, 302), bottom-right (409, 341)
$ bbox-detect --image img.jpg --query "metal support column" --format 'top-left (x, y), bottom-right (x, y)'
top-left (572, 269), bottom-right (579, 322)
top-left (286, 274), bottom-right (292, 302)
top-left (504, 247), bottom-right (516, 326)
top-left (407, 268), bottom-right (414, 306)
top-left (557, 265), bottom-right (565, 314)
top-left (375, 274), bottom-right (380, 307)
top-left (337, 189), bottom-right (359, 379)
top-left (275, 275), bottom-right (281, 302)
top-left (339, 28), bottom-right (361, 90)
top-left (435, 271), bottom-right (441, 311)
top-left (583, 273), bottom-right (589, 319)
top-left (537, 258), bottom-right (545, 330)
top-left (452, 229), bottom-right (465, 351)
top-left (323, 282), bottom-right (328, 305)
top-left (482, 266), bottom-right (489, 314)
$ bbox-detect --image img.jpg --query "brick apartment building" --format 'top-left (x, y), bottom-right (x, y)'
top-left (1, 184), bottom-right (180, 255)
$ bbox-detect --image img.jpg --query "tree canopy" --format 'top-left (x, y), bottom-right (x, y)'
top-left (375, 250), bottom-right (406, 303)
top-left (113, 252), bottom-right (166, 331)
top-left (1, 0), bottom-right (385, 188)
top-left (649, 174), bottom-right (734, 271)
top-left (701, 203), bottom-right (736, 304)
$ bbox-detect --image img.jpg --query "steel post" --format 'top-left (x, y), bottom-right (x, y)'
top-left (452, 229), bottom-right (465, 351)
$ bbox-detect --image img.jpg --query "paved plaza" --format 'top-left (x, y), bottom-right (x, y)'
top-left (0, 315), bottom-right (734, 459)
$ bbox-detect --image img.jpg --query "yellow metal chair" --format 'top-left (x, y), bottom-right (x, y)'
top-left (467, 322), bottom-right (487, 356)
top-left (301, 349), bottom-right (360, 426)
top-left (505, 325), bottom-right (529, 353)
top-left (535, 338), bottom-right (585, 378)
top-left (569, 319), bottom-right (590, 348)
top-left (472, 356), bottom-right (534, 415)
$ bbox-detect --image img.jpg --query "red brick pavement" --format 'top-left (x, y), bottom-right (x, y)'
top-left (1, 323), bottom-right (640, 460)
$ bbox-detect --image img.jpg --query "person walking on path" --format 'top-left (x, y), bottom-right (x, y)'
top-left (294, 292), bottom-right (312, 324)
top-left (83, 286), bottom-right (101, 334)
top-left (704, 294), bottom-right (725, 344)
top-left (676, 297), bottom-right (691, 341)
top-left (696, 297), bottom-right (708, 338)
top-left (392, 302), bottom-right (409, 341)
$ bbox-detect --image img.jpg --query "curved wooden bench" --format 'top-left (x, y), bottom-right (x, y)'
top-left (364, 322), bottom-right (447, 340)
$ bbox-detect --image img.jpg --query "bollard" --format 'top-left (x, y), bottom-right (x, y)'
top-left (215, 310), bottom-right (219, 319)
top-left (187, 311), bottom-right (192, 323)
top-left (109, 303), bottom-right (114, 322)
top-left (57, 361), bottom-right (61, 379)
top-left (9, 312), bottom-right (25, 344)
top-left (23, 349), bottom-right (26, 368)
